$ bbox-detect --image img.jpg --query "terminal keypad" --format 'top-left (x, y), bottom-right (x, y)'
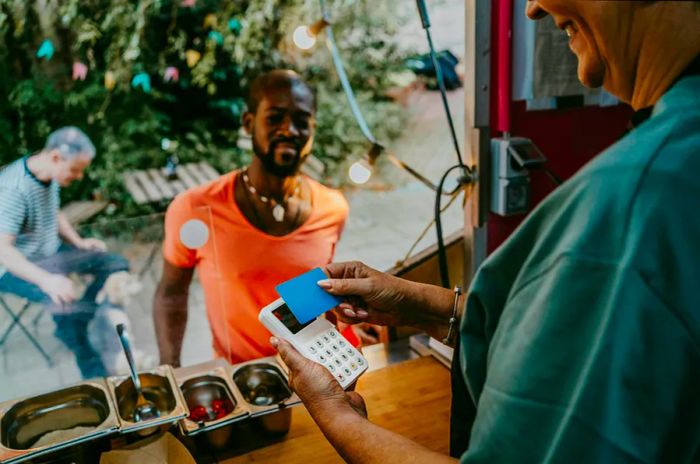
top-left (307, 329), bottom-right (367, 385)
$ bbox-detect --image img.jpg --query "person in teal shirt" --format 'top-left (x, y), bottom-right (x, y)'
top-left (269, 1), bottom-right (700, 462)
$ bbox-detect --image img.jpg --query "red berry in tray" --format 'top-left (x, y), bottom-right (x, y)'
top-left (189, 405), bottom-right (209, 422)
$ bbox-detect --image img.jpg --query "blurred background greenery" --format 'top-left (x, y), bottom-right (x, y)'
top-left (0, 0), bottom-right (412, 221)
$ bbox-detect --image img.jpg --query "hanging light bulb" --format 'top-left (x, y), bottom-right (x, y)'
top-left (292, 18), bottom-right (330, 50)
top-left (348, 143), bottom-right (384, 185)
top-left (348, 160), bottom-right (372, 185)
top-left (293, 25), bottom-right (317, 50)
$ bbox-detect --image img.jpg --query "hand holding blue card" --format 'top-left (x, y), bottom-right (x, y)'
top-left (275, 267), bottom-right (343, 324)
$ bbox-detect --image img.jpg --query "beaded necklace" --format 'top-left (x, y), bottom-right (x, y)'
top-left (241, 169), bottom-right (301, 222)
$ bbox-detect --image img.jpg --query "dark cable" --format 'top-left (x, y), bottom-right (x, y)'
top-left (543, 166), bottom-right (563, 186)
top-left (318, 0), bottom-right (472, 287)
top-left (418, 0), bottom-right (470, 289)
top-left (435, 164), bottom-right (470, 288)
top-left (416, 0), bottom-right (464, 167)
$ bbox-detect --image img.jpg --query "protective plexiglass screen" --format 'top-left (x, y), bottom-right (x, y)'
top-left (0, 0), bottom-right (465, 405)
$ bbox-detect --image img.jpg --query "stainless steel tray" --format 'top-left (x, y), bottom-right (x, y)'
top-left (105, 365), bottom-right (188, 435)
top-left (175, 364), bottom-right (250, 436)
top-left (0, 379), bottom-right (119, 464)
top-left (0, 357), bottom-right (301, 462)
top-left (229, 356), bottom-right (301, 418)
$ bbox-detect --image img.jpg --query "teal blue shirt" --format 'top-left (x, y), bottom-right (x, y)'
top-left (460, 75), bottom-right (700, 463)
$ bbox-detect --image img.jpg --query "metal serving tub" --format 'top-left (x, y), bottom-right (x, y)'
top-left (171, 362), bottom-right (249, 452)
top-left (229, 356), bottom-right (300, 436)
top-left (230, 356), bottom-right (300, 417)
top-left (105, 365), bottom-right (188, 436)
top-left (177, 366), bottom-right (249, 436)
top-left (0, 380), bottom-right (118, 464)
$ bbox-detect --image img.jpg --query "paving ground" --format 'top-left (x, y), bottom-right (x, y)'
top-left (0, 0), bottom-right (464, 402)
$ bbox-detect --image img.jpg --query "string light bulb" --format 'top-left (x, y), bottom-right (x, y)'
top-left (293, 26), bottom-right (317, 50)
top-left (348, 160), bottom-right (372, 185)
top-left (348, 143), bottom-right (383, 185)
top-left (292, 18), bottom-right (331, 50)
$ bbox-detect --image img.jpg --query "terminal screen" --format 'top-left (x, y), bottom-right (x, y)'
top-left (273, 303), bottom-right (313, 334)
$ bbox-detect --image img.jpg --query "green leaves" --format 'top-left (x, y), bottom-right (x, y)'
top-left (0, 0), bottom-right (408, 219)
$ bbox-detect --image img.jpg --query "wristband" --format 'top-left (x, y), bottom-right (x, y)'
top-left (442, 286), bottom-right (462, 345)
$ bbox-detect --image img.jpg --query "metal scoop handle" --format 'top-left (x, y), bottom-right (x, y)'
top-left (116, 323), bottom-right (142, 392)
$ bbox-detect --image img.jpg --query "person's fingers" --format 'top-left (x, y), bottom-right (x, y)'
top-left (324, 261), bottom-right (374, 279)
top-left (355, 327), bottom-right (379, 345)
top-left (48, 293), bottom-right (61, 306)
top-left (324, 262), bottom-right (353, 279)
top-left (334, 307), bottom-right (370, 325)
top-left (67, 282), bottom-right (77, 299)
top-left (338, 306), bottom-right (368, 318)
top-left (317, 277), bottom-right (373, 298)
top-left (61, 288), bottom-right (76, 303)
top-left (271, 337), bottom-right (309, 373)
top-left (342, 307), bottom-right (357, 318)
top-left (344, 308), bottom-right (369, 320)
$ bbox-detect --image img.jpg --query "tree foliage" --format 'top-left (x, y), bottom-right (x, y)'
top-left (0, 0), bottom-right (410, 219)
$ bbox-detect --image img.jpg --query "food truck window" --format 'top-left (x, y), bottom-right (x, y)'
top-left (0, 0), bottom-right (465, 404)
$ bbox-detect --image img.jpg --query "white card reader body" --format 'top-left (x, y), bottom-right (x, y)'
top-left (259, 298), bottom-right (368, 390)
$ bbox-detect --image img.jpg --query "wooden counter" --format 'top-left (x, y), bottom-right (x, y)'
top-left (222, 356), bottom-right (451, 463)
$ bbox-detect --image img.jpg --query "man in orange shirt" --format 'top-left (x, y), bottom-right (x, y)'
top-left (154, 70), bottom-right (351, 366)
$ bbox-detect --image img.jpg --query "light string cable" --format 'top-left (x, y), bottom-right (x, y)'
top-left (319, 0), bottom-right (472, 288)
top-left (318, 0), bottom-right (451, 195)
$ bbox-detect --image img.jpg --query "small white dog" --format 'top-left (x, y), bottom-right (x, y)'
top-left (87, 271), bottom-right (154, 375)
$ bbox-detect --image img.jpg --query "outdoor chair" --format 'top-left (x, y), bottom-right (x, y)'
top-left (0, 294), bottom-right (53, 367)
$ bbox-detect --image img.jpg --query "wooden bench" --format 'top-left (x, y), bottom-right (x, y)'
top-left (61, 200), bottom-right (109, 225)
top-left (123, 161), bottom-right (220, 205)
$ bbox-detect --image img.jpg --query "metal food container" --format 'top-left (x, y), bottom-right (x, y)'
top-left (230, 356), bottom-right (300, 418)
top-left (0, 380), bottom-right (118, 464)
top-left (105, 365), bottom-right (188, 436)
top-left (177, 366), bottom-right (249, 435)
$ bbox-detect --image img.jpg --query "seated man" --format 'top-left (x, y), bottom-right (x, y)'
top-left (0, 127), bottom-right (129, 378)
top-left (154, 70), bottom-right (355, 367)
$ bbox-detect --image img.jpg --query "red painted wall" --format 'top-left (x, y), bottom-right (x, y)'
top-left (487, 0), bottom-right (633, 253)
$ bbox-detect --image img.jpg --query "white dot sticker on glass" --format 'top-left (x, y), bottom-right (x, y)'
top-left (179, 219), bottom-right (209, 249)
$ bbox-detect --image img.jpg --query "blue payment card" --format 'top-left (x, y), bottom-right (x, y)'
top-left (275, 267), bottom-right (343, 324)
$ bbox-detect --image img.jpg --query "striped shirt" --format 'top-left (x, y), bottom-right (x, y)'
top-left (0, 158), bottom-right (61, 277)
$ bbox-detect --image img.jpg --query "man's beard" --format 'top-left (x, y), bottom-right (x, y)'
top-left (252, 137), bottom-right (305, 178)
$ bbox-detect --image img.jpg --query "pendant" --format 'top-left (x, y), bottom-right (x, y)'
top-left (272, 204), bottom-right (285, 222)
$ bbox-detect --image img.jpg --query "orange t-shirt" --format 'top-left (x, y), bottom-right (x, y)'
top-left (163, 171), bottom-right (349, 364)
